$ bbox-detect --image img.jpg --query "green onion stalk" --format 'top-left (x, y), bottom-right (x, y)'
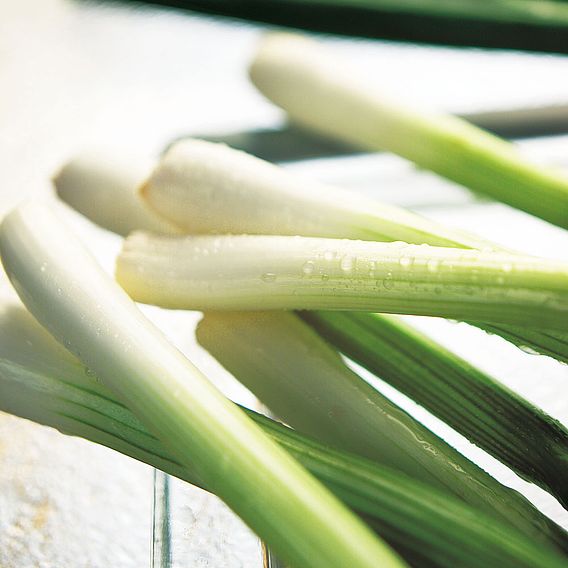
top-left (101, 0), bottom-right (568, 54)
top-left (116, 232), bottom-right (568, 331)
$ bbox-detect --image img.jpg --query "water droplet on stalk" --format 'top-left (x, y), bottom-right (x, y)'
top-left (340, 256), bottom-right (354, 272)
top-left (519, 344), bottom-right (539, 355)
top-left (368, 260), bottom-right (376, 276)
top-left (261, 272), bottom-right (276, 283)
top-left (302, 261), bottom-right (315, 275)
top-left (427, 259), bottom-right (439, 273)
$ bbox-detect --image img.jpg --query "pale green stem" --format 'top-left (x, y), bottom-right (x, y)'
top-left (300, 310), bottom-right (568, 509)
top-left (116, 232), bottom-right (568, 330)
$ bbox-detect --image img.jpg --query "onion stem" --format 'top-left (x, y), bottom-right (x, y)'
top-left (137, 138), bottom-right (568, 363)
top-left (116, 232), bottom-right (568, 331)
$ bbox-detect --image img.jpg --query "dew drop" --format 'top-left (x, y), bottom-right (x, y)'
top-left (519, 344), bottom-right (540, 356)
top-left (450, 462), bottom-right (466, 473)
top-left (340, 256), bottom-right (354, 272)
top-left (383, 272), bottom-right (394, 290)
top-left (261, 272), bottom-right (276, 283)
top-left (302, 260), bottom-right (315, 275)
top-left (502, 263), bottom-right (513, 273)
top-left (323, 250), bottom-right (335, 261)
top-left (321, 273), bottom-right (329, 281)
top-left (426, 259), bottom-right (439, 273)
top-left (419, 441), bottom-right (438, 455)
top-left (399, 256), bottom-right (413, 269)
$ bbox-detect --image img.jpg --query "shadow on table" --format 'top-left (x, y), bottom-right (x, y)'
top-left (170, 109), bottom-right (568, 164)
top-left (167, 124), bottom-right (357, 163)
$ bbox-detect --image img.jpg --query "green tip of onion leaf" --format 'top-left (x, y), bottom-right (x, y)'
top-left (0, 200), bottom-right (404, 568)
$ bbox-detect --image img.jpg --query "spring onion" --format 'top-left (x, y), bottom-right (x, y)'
top-left (195, 309), bottom-right (568, 553)
top-left (250, 34), bottom-right (568, 230)
top-left (300, 311), bottom-right (568, 509)
top-left (116, 232), bottom-right (568, 330)
top-left (0, 201), bottom-right (403, 568)
top-left (1, 303), bottom-right (565, 567)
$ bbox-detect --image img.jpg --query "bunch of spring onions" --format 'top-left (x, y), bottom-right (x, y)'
top-left (1, 32), bottom-right (568, 567)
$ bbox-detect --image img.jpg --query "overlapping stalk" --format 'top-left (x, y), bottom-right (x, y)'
top-left (116, 231), bottom-right (568, 330)
top-left (195, 310), bottom-right (568, 553)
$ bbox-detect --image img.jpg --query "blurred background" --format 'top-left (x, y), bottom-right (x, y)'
top-left (2, 1), bottom-right (568, 566)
